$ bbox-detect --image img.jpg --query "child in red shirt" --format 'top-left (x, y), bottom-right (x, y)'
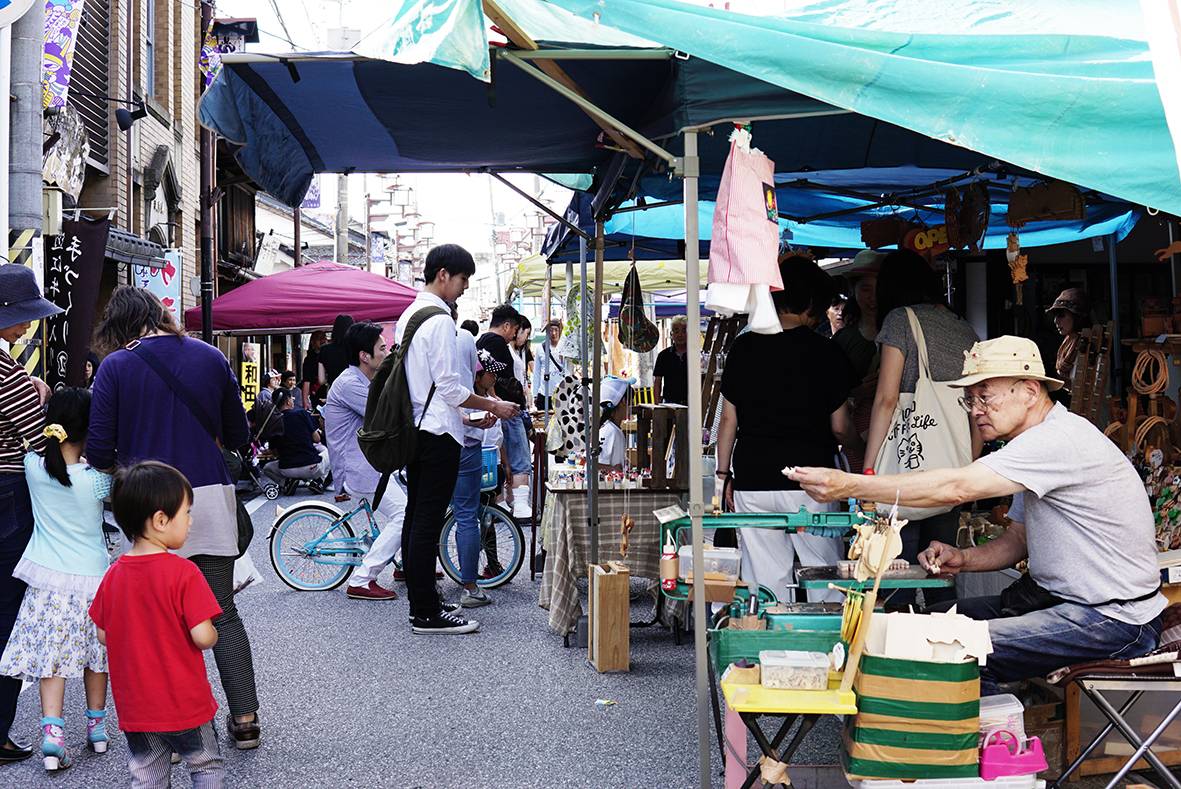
top-left (90, 461), bottom-right (224, 787)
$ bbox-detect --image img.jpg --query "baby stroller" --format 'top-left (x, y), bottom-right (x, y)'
top-left (238, 400), bottom-right (285, 500)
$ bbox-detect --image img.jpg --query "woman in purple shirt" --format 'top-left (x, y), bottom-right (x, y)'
top-left (89, 287), bottom-right (261, 750)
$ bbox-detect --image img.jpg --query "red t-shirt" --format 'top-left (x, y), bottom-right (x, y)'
top-left (89, 553), bottom-right (222, 732)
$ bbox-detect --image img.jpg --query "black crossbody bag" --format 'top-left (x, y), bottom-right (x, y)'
top-left (1000, 572), bottom-right (1161, 617)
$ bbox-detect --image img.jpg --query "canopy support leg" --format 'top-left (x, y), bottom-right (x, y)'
top-left (1108, 233), bottom-right (1121, 395)
top-left (587, 222), bottom-right (605, 566)
top-left (683, 129), bottom-right (710, 788)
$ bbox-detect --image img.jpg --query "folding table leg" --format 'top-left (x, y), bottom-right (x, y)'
top-left (1052, 690), bottom-right (1144, 788)
top-left (739, 713), bottom-right (797, 789)
top-left (1082, 685), bottom-right (1181, 789)
top-left (1105, 695), bottom-right (1181, 789)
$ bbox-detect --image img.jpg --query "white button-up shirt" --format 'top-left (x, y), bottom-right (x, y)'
top-left (394, 292), bottom-right (471, 446)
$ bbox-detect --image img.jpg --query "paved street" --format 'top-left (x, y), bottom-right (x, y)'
top-left (4, 491), bottom-right (1124, 788)
top-left (6, 490), bottom-right (717, 788)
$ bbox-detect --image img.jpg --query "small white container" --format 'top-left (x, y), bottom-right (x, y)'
top-left (979, 693), bottom-right (1026, 742)
top-left (677, 545), bottom-right (741, 581)
top-left (759, 650), bottom-right (830, 690)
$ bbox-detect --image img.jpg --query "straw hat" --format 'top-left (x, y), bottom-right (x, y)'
top-left (949, 336), bottom-right (1063, 391)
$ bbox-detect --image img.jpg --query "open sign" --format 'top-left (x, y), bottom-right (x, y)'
top-left (903, 225), bottom-right (950, 258)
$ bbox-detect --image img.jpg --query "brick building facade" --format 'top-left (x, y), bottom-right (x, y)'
top-left (72, 0), bottom-right (201, 311)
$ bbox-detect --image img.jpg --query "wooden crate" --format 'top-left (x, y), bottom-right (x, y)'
top-left (588, 562), bottom-right (630, 673)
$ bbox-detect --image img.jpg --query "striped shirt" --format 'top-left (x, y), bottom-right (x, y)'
top-left (0, 347), bottom-right (46, 473)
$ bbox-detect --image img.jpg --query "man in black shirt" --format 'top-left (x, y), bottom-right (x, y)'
top-left (653, 316), bottom-right (690, 405)
top-left (262, 388), bottom-right (330, 487)
top-left (476, 304), bottom-right (533, 518)
top-left (300, 329), bottom-right (327, 408)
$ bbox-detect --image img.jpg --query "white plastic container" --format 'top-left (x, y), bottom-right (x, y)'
top-left (979, 693), bottom-right (1026, 742)
top-left (758, 650), bottom-right (830, 690)
top-left (677, 545), bottom-right (741, 581)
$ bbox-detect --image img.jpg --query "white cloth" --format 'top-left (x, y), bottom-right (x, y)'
top-left (734, 489), bottom-right (844, 603)
top-left (347, 476), bottom-right (408, 588)
top-left (483, 420), bottom-right (503, 449)
top-left (598, 421), bottom-right (626, 467)
top-left (262, 445), bottom-right (330, 482)
top-left (705, 282), bottom-right (781, 334)
top-left (394, 292), bottom-right (472, 445)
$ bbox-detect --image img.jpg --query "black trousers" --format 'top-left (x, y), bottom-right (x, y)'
top-left (189, 554), bottom-right (259, 717)
top-left (0, 473), bottom-right (33, 743)
top-left (401, 430), bottom-right (461, 619)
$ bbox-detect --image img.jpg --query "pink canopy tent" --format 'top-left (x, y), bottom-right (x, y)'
top-left (183, 261), bottom-right (418, 334)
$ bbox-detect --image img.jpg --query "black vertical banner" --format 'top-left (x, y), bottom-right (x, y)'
top-left (43, 217), bottom-right (110, 389)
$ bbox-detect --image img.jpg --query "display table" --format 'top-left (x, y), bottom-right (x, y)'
top-left (796, 566), bottom-right (954, 591)
top-left (538, 486), bottom-right (684, 635)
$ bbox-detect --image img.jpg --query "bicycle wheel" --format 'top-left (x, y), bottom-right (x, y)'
top-left (269, 506), bottom-right (357, 591)
top-left (438, 503), bottom-right (525, 589)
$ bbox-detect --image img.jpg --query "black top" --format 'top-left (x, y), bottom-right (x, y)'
top-left (300, 349), bottom-right (320, 385)
top-left (832, 325), bottom-right (876, 384)
top-left (654, 346), bottom-right (689, 405)
top-left (476, 332), bottom-right (526, 407)
top-left (273, 408), bottom-right (321, 469)
top-left (720, 327), bottom-right (853, 491)
top-left (319, 343), bottom-right (349, 390)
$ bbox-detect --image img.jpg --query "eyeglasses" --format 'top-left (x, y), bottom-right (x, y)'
top-left (957, 385), bottom-right (1018, 414)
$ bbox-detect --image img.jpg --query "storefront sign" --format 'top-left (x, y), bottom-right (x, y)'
top-left (43, 216), bottom-right (109, 388)
top-left (240, 342), bottom-right (260, 408)
top-left (132, 250), bottom-right (182, 324)
top-left (42, 0), bottom-right (85, 109)
top-left (902, 224), bottom-right (950, 258)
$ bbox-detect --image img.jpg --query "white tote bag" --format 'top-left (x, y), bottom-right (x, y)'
top-left (872, 308), bottom-right (972, 520)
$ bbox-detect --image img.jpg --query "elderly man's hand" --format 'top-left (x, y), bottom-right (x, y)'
top-left (783, 466), bottom-right (850, 502)
top-left (918, 541), bottom-right (966, 576)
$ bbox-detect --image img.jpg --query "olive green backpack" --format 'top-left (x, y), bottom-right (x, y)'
top-left (356, 305), bottom-right (446, 508)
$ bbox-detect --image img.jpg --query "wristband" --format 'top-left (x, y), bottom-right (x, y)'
top-left (716, 470), bottom-right (732, 478)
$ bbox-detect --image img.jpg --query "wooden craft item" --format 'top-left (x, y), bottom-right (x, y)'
top-left (619, 513), bottom-right (635, 559)
top-left (944, 188), bottom-right (963, 249)
top-left (860, 216), bottom-right (913, 249)
top-left (588, 562), bottom-right (630, 672)
top-left (700, 315), bottom-right (744, 433)
top-left (958, 182), bottom-right (990, 253)
top-left (1006, 181), bottom-right (1085, 227)
top-left (839, 506), bottom-right (907, 694)
top-left (634, 405), bottom-right (689, 490)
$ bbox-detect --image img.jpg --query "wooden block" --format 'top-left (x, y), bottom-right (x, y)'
top-left (673, 408), bottom-right (690, 489)
top-left (588, 562), bottom-right (630, 672)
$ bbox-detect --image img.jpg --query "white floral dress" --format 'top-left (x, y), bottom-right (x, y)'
top-left (0, 456), bottom-right (110, 679)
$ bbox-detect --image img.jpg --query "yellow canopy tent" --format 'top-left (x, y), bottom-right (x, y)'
top-left (508, 254), bottom-right (706, 298)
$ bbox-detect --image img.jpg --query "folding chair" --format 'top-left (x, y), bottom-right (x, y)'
top-left (1049, 604), bottom-right (1181, 789)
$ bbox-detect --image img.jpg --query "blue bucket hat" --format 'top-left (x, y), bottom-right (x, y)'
top-left (0, 264), bottom-right (62, 328)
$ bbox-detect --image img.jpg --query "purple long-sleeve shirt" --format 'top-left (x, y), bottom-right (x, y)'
top-left (321, 365), bottom-right (379, 494)
top-left (88, 335), bottom-right (250, 487)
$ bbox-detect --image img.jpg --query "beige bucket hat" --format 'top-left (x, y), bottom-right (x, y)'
top-left (949, 335), bottom-right (1064, 391)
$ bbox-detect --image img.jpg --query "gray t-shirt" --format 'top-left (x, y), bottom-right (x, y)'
top-left (979, 404), bottom-right (1165, 625)
top-left (877, 305), bottom-right (979, 393)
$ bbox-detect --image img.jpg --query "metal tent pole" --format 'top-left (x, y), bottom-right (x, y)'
top-left (1108, 233), bottom-right (1122, 395)
top-left (683, 129), bottom-right (710, 788)
top-left (579, 236), bottom-right (592, 560)
top-left (587, 221), bottom-right (605, 566)
top-left (542, 261), bottom-right (553, 423)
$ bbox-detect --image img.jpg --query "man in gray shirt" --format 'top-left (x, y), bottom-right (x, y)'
top-left (787, 336), bottom-right (1164, 693)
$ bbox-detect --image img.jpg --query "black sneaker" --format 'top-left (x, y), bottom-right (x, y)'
top-left (411, 611), bottom-right (479, 634)
top-left (408, 604), bottom-right (458, 623)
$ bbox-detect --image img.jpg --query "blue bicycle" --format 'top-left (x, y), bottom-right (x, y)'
top-left (269, 452), bottom-right (525, 591)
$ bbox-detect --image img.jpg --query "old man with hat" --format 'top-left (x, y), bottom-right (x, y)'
top-left (786, 336), bottom-right (1165, 693)
top-left (0, 263), bottom-right (61, 762)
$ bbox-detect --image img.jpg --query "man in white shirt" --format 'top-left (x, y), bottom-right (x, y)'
top-left (395, 244), bottom-right (519, 635)
top-left (533, 318), bottom-right (564, 411)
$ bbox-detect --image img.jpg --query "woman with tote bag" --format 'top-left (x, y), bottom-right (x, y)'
top-left (865, 251), bottom-right (980, 606)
